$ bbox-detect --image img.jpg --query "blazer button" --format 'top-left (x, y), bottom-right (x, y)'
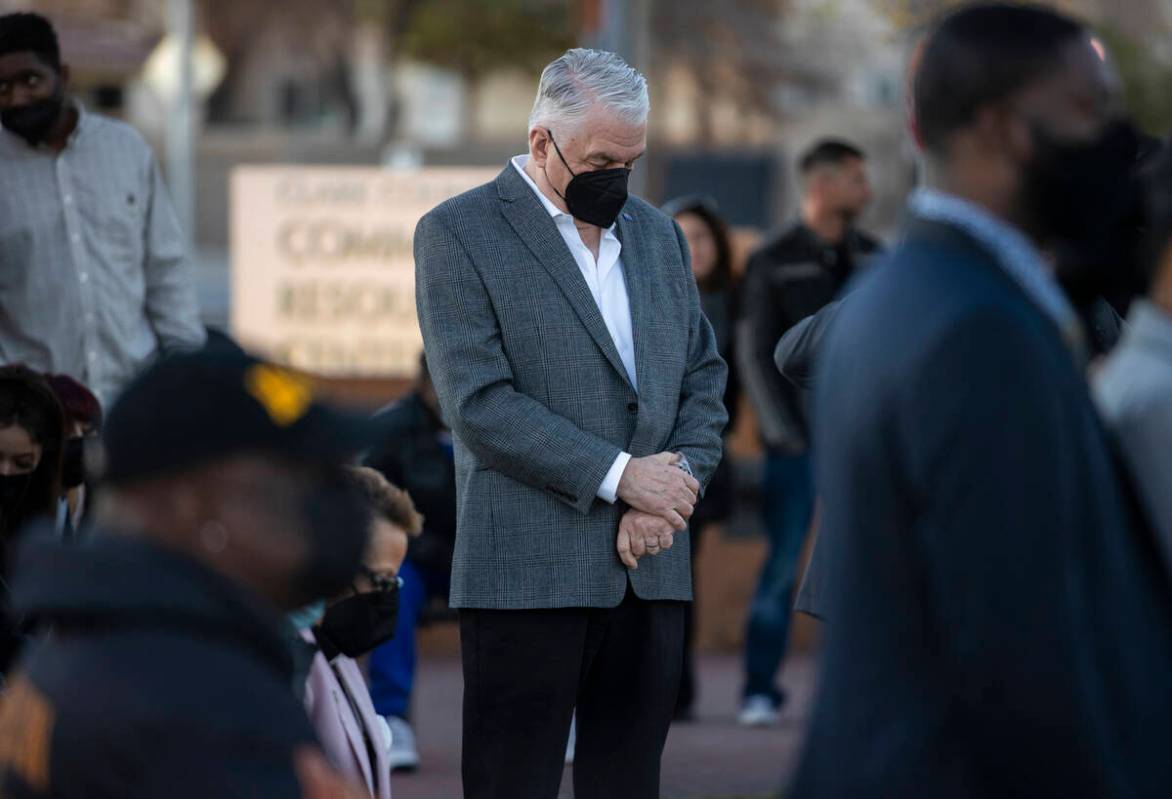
top-left (627, 402), bottom-right (638, 414)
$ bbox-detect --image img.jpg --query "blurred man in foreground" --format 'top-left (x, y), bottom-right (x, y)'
top-left (793, 5), bottom-right (1172, 796)
top-left (0, 13), bottom-right (205, 407)
top-left (0, 339), bottom-right (374, 797)
top-left (736, 139), bottom-right (878, 726)
top-left (1097, 141), bottom-right (1172, 571)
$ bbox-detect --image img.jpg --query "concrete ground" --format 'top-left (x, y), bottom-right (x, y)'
top-left (391, 651), bottom-right (817, 799)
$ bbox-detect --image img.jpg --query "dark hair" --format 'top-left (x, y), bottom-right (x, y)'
top-left (344, 466), bottom-right (423, 537)
top-left (1142, 138), bottom-right (1172, 290)
top-left (662, 196), bottom-right (735, 294)
top-left (44, 373), bottom-right (103, 432)
top-left (799, 139), bottom-right (865, 175)
top-left (914, 4), bottom-right (1085, 154)
top-left (0, 12), bottom-right (61, 71)
top-left (0, 365), bottom-right (66, 538)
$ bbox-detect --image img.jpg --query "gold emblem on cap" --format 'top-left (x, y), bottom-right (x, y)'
top-left (245, 364), bottom-right (312, 427)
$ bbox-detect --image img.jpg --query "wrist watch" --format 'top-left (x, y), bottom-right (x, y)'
top-left (676, 455), bottom-right (694, 478)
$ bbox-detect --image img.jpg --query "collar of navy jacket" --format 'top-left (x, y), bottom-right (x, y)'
top-left (494, 163), bottom-right (653, 395)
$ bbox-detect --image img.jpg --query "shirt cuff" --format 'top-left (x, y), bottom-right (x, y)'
top-left (596, 451), bottom-right (632, 504)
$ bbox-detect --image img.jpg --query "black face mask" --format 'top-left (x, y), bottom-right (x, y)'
top-left (0, 472), bottom-right (33, 531)
top-left (1, 84), bottom-right (65, 146)
top-left (314, 585), bottom-right (399, 659)
top-left (61, 436), bottom-right (88, 490)
top-left (1019, 119), bottom-right (1145, 309)
top-left (547, 130), bottom-right (631, 228)
top-left (296, 469), bottom-right (372, 603)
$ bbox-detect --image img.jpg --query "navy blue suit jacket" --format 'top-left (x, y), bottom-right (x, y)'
top-left (791, 218), bottom-right (1172, 797)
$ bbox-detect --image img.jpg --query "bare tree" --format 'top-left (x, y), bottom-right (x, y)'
top-left (649, 0), bottom-right (886, 146)
top-left (399, 0), bottom-right (574, 142)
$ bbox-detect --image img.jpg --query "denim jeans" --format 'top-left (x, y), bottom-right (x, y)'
top-left (368, 558), bottom-right (448, 719)
top-left (742, 450), bottom-right (815, 704)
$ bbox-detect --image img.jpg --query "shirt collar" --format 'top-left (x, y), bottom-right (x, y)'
top-left (1125, 299), bottom-right (1172, 360)
top-left (511, 154), bottom-right (618, 233)
top-left (909, 188), bottom-right (1081, 343)
top-left (66, 100), bottom-right (89, 146)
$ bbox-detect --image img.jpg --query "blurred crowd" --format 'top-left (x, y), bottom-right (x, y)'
top-left (3, 2), bottom-right (1172, 798)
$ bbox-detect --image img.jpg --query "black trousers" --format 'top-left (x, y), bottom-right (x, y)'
top-left (460, 585), bottom-right (685, 799)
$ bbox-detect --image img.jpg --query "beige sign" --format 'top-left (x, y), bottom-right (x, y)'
top-left (231, 166), bottom-right (498, 377)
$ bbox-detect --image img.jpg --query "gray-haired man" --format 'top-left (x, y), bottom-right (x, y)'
top-left (415, 49), bottom-right (727, 799)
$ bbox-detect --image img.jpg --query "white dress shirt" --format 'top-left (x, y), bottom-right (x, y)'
top-left (511, 155), bottom-right (634, 502)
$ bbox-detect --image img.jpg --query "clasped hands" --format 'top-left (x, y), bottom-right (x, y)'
top-left (615, 452), bottom-right (700, 569)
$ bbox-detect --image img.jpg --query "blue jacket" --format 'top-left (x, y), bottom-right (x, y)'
top-left (791, 219), bottom-right (1172, 797)
top-left (0, 530), bottom-right (319, 798)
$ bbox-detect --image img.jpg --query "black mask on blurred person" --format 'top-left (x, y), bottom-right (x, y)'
top-left (547, 130), bottom-right (630, 228)
top-left (0, 473), bottom-right (32, 527)
top-left (296, 470), bottom-right (371, 603)
top-left (314, 585), bottom-right (399, 659)
top-left (1019, 119), bottom-right (1144, 309)
top-left (1, 84), bottom-right (65, 146)
top-left (61, 437), bottom-right (87, 490)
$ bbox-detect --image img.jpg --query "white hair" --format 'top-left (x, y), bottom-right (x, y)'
top-left (528, 48), bottom-right (649, 135)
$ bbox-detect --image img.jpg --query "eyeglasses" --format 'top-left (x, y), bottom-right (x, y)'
top-left (356, 566), bottom-right (402, 594)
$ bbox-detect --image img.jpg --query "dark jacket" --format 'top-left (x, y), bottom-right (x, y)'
top-left (0, 529), bottom-right (319, 798)
top-left (790, 218), bottom-right (1172, 798)
top-left (785, 297), bottom-right (1124, 620)
top-left (699, 287), bottom-right (740, 431)
top-left (776, 296), bottom-right (1122, 398)
top-left (693, 287), bottom-right (740, 526)
top-left (773, 298), bottom-right (843, 392)
top-left (737, 223), bottom-right (880, 452)
top-left (365, 392), bottom-right (457, 577)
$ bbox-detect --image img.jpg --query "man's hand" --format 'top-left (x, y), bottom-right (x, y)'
top-left (616, 509), bottom-right (677, 569)
top-left (616, 452), bottom-right (700, 530)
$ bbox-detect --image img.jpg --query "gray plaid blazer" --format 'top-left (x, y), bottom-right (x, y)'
top-left (414, 164), bottom-right (728, 609)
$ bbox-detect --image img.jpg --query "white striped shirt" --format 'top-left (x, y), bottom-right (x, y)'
top-left (0, 103), bottom-right (205, 406)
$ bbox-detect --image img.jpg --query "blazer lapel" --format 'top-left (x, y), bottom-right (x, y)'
top-left (496, 166), bottom-right (634, 389)
top-left (615, 211), bottom-right (652, 394)
top-left (330, 666), bottom-right (376, 792)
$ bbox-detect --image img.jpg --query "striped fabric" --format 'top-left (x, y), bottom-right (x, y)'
top-left (414, 165), bottom-right (728, 609)
top-left (0, 104), bottom-right (205, 405)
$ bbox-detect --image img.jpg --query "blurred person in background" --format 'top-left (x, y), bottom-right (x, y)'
top-left (734, 138), bottom-right (878, 727)
top-left (0, 365), bottom-right (65, 674)
top-left (302, 466), bottom-right (423, 799)
top-left (44, 373), bottom-right (102, 536)
top-left (1097, 139), bottom-right (1172, 573)
top-left (0, 338), bottom-right (375, 797)
top-left (662, 195), bottom-right (740, 721)
top-left (792, 5), bottom-right (1172, 796)
top-left (0, 13), bottom-right (205, 408)
top-left (0, 366), bottom-right (64, 551)
top-left (363, 355), bottom-right (454, 772)
top-left (415, 48), bottom-right (726, 799)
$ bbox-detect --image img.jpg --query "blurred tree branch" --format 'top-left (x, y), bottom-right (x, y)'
top-left (651, 0), bottom-right (872, 145)
top-left (399, 0), bottom-right (574, 140)
top-left (877, 0), bottom-right (1172, 134)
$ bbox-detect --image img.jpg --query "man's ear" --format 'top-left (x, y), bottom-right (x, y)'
top-left (804, 170), bottom-right (827, 203)
top-left (979, 103), bottom-right (1032, 166)
top-left (58, 63), bottom-right (71, 91)
top-left (529, 127), bottom-right (550, 169)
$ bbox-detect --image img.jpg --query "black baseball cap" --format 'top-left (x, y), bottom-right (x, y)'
top-left (100, 334), bottom-right (378, 486)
